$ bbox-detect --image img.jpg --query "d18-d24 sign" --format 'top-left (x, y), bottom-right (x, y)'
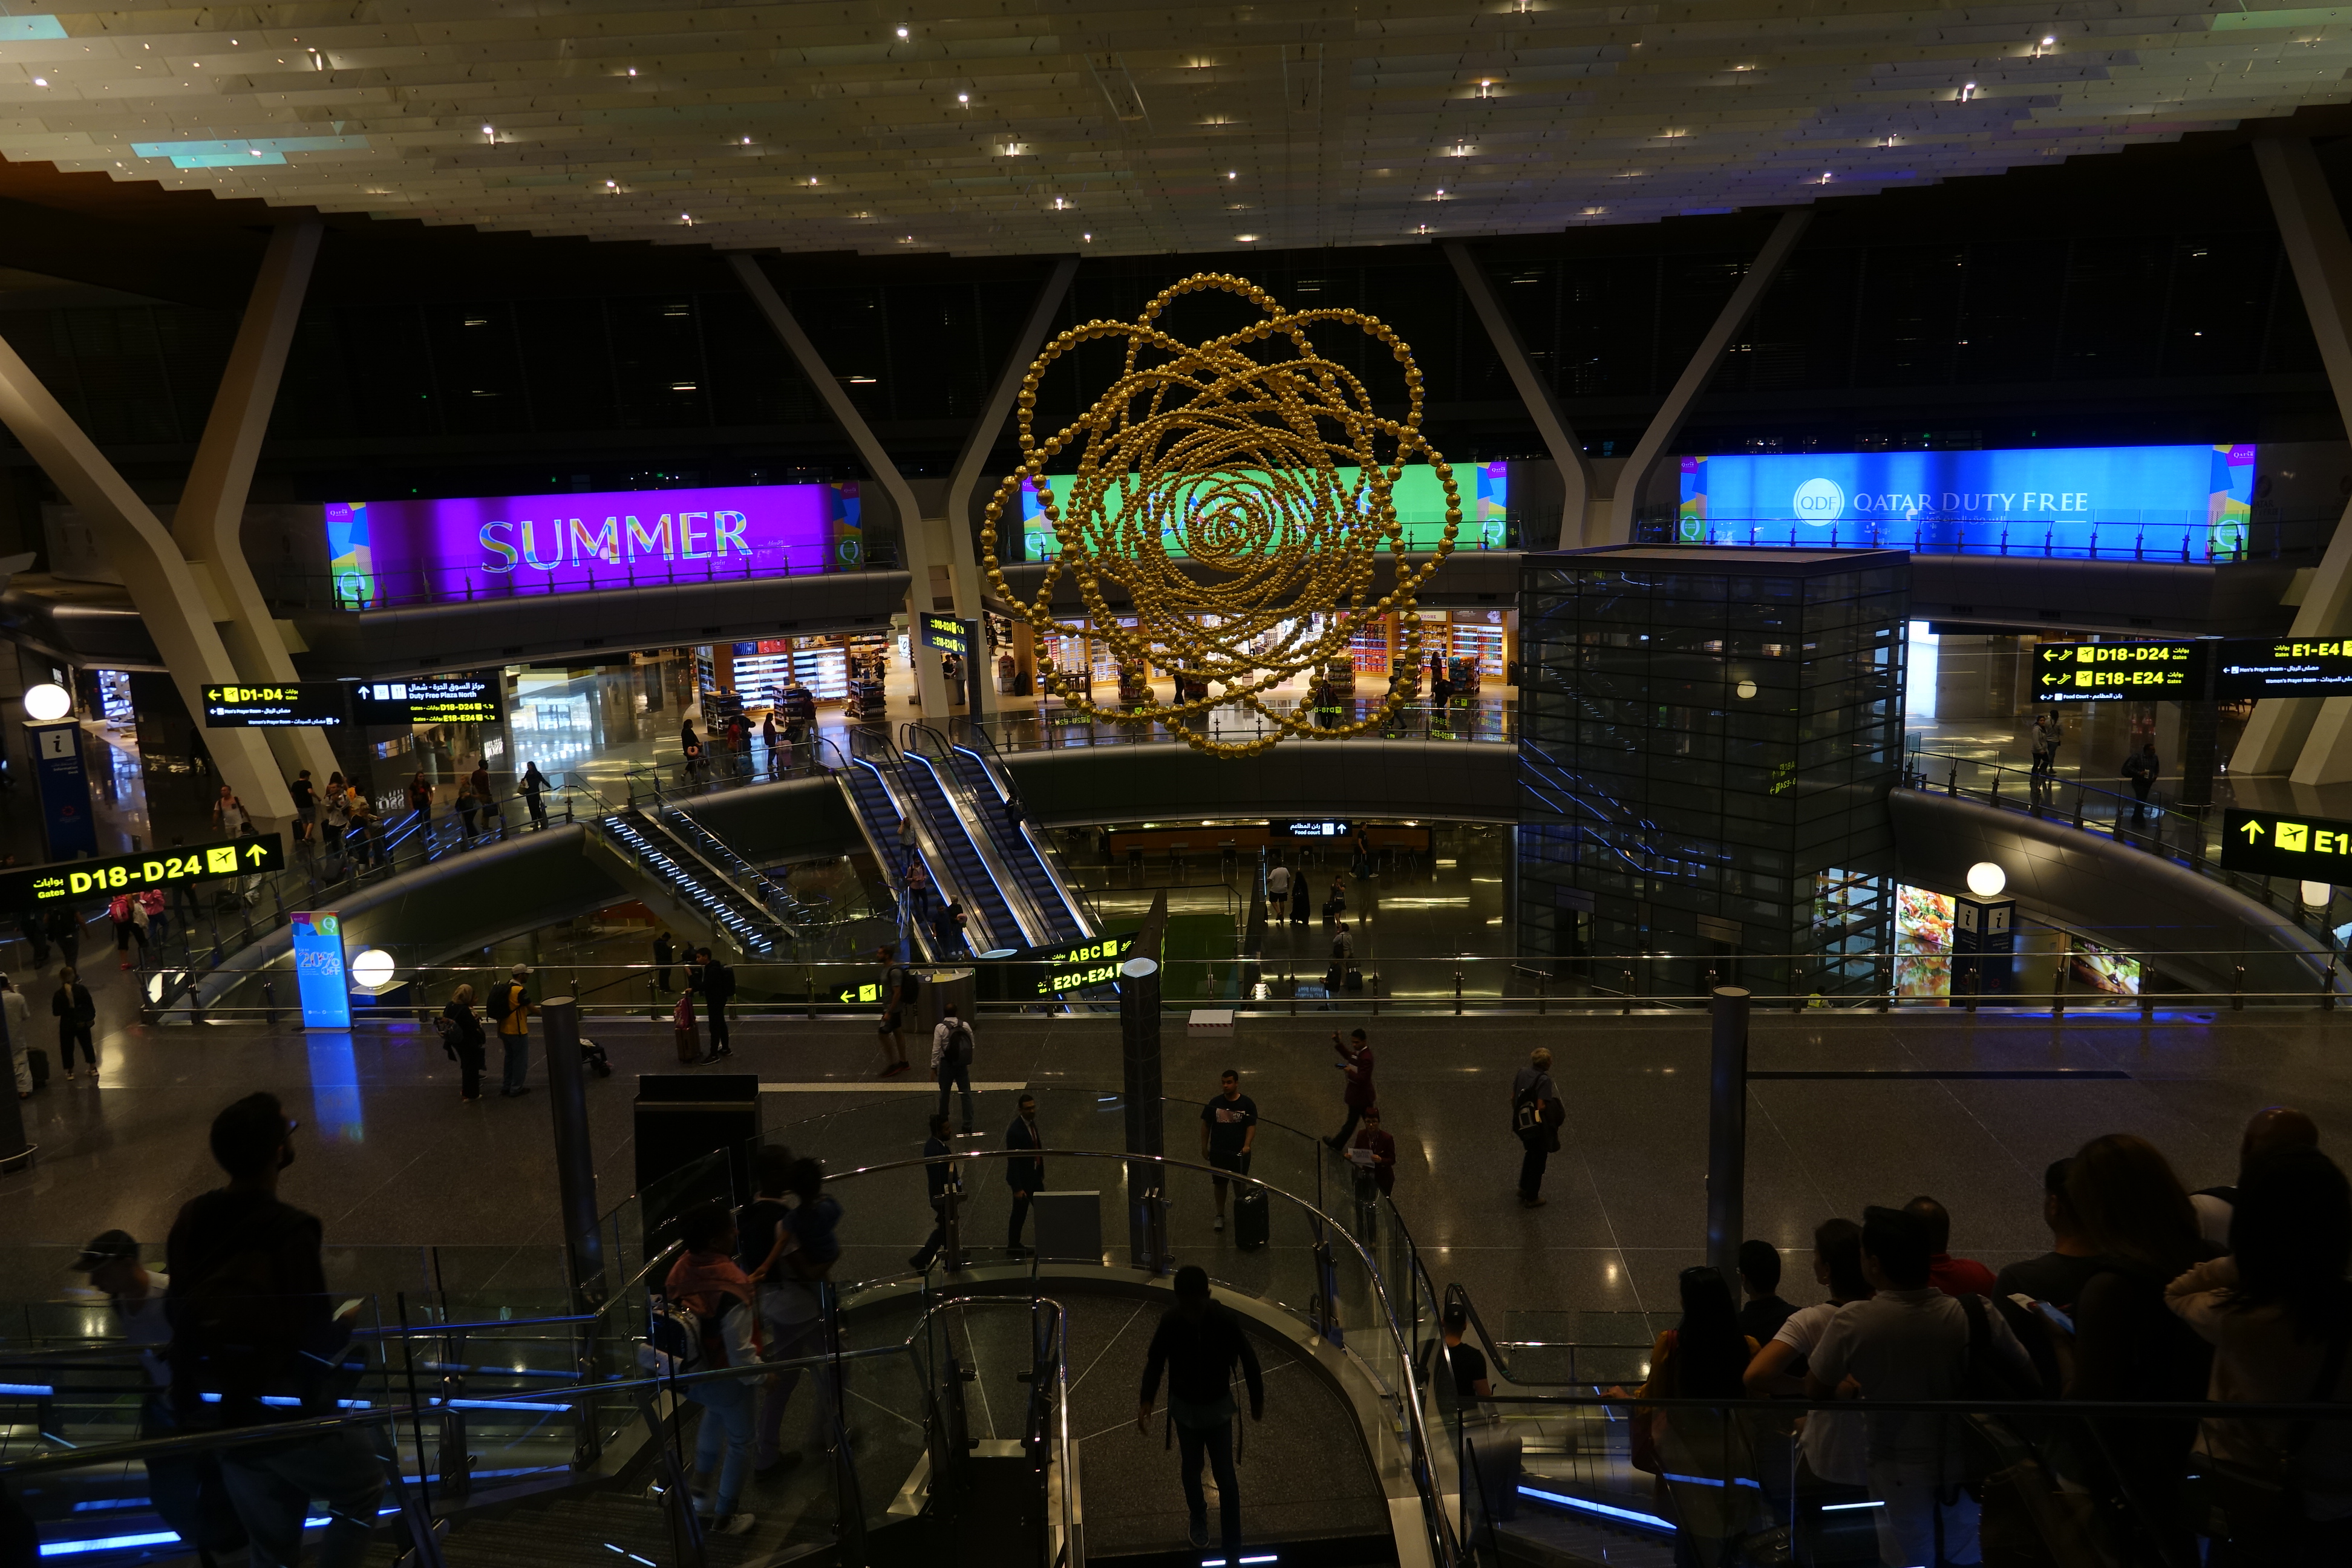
top-left (2220, 808), bottom-right (2352, 880)
top-left (2033, 640), bottom-right (2206, 702)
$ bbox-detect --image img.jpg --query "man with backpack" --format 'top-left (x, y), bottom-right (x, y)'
top-left (1805, 1205), bottom-right (2034, 1568)
top-left (495, 965), bottom-right (535, 1098)
top-left (1512, 1048), bottom-right (1563, 1209)
top-left (930, 1005), bottom-right (976, 1134)
top-left (166, 1093), bottom-right (382, 1568)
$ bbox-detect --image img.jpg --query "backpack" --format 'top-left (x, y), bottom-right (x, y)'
top-left (948, 1020), bottom-right (974, 1066)
top-left (645, 1294), bottom-right (709, 1374)
top-left (1511, 1084), bottom-right (1546, 1138)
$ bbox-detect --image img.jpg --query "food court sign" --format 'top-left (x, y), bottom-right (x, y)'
top-left (325, 482), bottom-right (865, 607)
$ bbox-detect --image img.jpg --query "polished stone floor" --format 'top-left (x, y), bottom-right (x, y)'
top-left (3, 978), bottom-right (2344, 1333)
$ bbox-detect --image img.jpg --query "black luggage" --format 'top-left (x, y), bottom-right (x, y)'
top-left (1344, 967), bottom-right (1364, 995)
top-left (25, 1047), bottom-right (45, 1088)
top-left (1233, 1188), bottom-right (1269, 1250)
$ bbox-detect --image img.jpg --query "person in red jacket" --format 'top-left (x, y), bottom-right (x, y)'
top-left (1324, 1028), bottom-right (1374, 1149)
top-left (1906, 1195), bottom-right (1998, 1296)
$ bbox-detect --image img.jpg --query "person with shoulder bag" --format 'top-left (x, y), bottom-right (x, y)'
top-left (1512, 1047), bottom-right (1563, 1209)
top-left (440, 984), bottom-right (488, 1102)
top-left (494, 965), bottom-right (535, 1097)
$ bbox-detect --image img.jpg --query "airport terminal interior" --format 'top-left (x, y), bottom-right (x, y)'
top-left (9, 6), bottom-right (2352, 1568)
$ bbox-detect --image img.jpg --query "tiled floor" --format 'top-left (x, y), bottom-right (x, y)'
top-left (4, 991), bottom-right (2343, 1333)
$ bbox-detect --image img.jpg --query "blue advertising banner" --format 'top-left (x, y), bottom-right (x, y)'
top-left (1677, 443), bottom-right (2254, 558)
top-left (289, 910), bottom-right (353, 1030)
top-left (25, 720), bottom-right (97, 860)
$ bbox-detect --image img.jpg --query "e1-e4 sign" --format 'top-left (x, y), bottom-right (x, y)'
top-left (2220, 808), bottom-right (2352, 880)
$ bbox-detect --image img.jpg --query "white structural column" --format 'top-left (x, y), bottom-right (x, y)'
top-left (1604, 209), bottom-right (1813, 545)
top-left (2246, 139), bottom-right (2352, 780)
top-left (1443, 241), bottom-right (1595, 549)
top-left (0, 335), bottom-right (298, 833)
top-left (175, 218), bottom-right (339, 788)
top-left (729, 252), bottom-right (953, 720)
top-left (942, 256), bottom-right (1080, 716)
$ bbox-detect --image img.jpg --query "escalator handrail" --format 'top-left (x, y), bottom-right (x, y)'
top-left (622, 805), bottom-right (792, 944)
top-left (956, 725), bottom-right (1106, 935)
top-left (944, 739), bottom-right (1084, 942)
top-left (898, 747), bottom-right (1024, 950)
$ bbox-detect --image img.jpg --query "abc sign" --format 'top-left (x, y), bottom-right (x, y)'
top-left (1792, 477), bottom-right (1845, 524)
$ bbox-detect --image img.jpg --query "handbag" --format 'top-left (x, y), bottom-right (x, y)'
top-left (672, 992), bottom-right (701, 1063)
top-left (2197, 1328), bottom-right (2351, 1558)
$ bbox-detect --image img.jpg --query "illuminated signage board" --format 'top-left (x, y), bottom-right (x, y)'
top-left (1677, 443), bottom-right (2254, 558)
top-left (201, 684), bottom-right (347, 728)
top-left (289, 911), bottom-right (353, 1030)
top-left (1028, 933), bottom-right (1137, 997)
top-left (918, 614), bottom-right (970, 657)
top-left (2213, 639), bottom-right (2352, 700)
top-left (0, 833), bottom-right (285, 910)
top-left (2031, 641), bottom-right (2207, 703)
top-left (325, 482), bottom-right (866, 607)
top-left (350, 675), bottom-right (501, 727)
top-left (1014, 462), bottom-right (1503, 563)
top-left (1271, 820), bottom-right (1354, 838)
top-left (2220, 809), bottom-right (2352, 880)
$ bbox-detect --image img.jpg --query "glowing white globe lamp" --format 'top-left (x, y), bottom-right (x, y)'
top-left (1965, 861), bottom-right (2007, 898)
top-left (2304, 880), bottom-right (2333, 909)
top-left (1735, 679), bottom-right (1759, 699)
top-left (22, 682), bottom-right (71, 722)
top-left (350, 949), bottom-right (398, 993)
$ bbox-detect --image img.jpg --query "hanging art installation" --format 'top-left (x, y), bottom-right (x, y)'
top-left (980, 272), bottom-right (1459, 758)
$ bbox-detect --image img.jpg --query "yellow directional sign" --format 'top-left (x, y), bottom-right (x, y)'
top-left (2221, 808), bottom-right (2352, 878)
top-left (0, 832), bottom-right (286, 910)
top-left (2031, 640), bottom-right (2206, 703)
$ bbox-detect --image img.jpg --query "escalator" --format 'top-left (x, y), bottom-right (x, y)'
top-left (838, 750), bottom-right (944, 958)
top-left (591, 808), bottom-right (786, 958)
top-left (895, 748), bottom-right (1024, 952)
top-left (942, 737), bottom-right (1088, 946)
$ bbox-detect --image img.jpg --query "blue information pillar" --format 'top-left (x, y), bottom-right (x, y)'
top-left (289, 911), bottom-right (353, 1030)
top-left (25, 720), bottom-right (97, 860)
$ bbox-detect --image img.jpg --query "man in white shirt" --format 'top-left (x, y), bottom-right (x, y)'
top-left (1807, 1206), bottom-right (2031, 1568)
top-left (1266, 862), bottom-right (1293, 908)
top-left (931, 1005), bottom-right (976, 1135)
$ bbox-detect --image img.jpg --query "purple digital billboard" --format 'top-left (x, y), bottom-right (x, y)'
top-left (325, 482), bottom-right (863, 607)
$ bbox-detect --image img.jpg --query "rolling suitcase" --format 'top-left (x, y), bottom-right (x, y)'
top-left (671, 995), bottom-right (701, 1063)
top-left (1233, 1187), bottom-right (1269, 1251)
top-left (25, 1047), bottom-right (45, 1088)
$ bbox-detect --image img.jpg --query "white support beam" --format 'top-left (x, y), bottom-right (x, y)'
top-left (2246, 139), bottom-right (2352, 779)
top-left (728, 251), bottom-right (952, 721)
top-left (945, 256), bottom-right (1079, 716)
top-left (1443, 241), bottom-right (1593, 549)
top-left (0, 333), bottom-right (296, 836)
top-left (1605, 209), bottom-right (1812, 546)
top-left (177, 218), bottom-right (340, 789)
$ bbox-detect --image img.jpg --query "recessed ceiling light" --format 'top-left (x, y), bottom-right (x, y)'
top-left (958, 93), bottom-right (969, 103)
top-left (31, 78), bottom-right (45, 87)
top-left (1227, 170), bottom-right (1237, 179)
top-left (1083, 232), bottom-right (1093, 241)
top-left (897, 25), bottom-right (909, 37)
top-left (1235, 233), bottom-right (1259, 241)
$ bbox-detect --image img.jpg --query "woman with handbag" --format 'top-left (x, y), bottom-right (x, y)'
top-left (441, 984), bottom-right (487, 1102)
top-left (2169, 1145), bottom-right (2352, 1564)
top-left (1617, 1268), bottom-right (1765, 1567)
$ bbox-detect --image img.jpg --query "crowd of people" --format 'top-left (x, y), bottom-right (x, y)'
top-left (1598, 1106), bottom-right (2351, 1567)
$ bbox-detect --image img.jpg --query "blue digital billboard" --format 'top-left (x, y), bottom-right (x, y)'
top-left (1677, 443), bottom-right (2253, 558)
top-left (289, 910), bottom-right (352, 1031)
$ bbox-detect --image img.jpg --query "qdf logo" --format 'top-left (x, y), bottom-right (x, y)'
top-left (1792, 477), bottom-right (1845, 524)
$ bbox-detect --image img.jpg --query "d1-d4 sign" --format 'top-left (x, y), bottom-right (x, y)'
top-left (2220, 808), bottom-right (2352, 880)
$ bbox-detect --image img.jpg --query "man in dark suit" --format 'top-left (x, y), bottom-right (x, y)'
top-left (693, 947), bottom-right (734, 1060)
top-left (1004, 1094), bottom-right (1043, 1256)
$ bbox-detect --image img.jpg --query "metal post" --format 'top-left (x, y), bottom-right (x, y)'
top-left (1119, 955), bottom-right (1167, 1272)
top-left (1705, 988), bottom-right (1750, 1299)
top-left (540, 998), bottom-right (607, 1310)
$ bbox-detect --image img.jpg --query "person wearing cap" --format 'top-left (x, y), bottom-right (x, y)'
top-left (74, 1230), bottom-right (241, 1559)
top-left (495, 965), bottom-right (535, 1098)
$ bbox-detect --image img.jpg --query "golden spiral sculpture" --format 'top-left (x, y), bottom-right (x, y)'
top-left (979, 272), bottom-right (1459, 758)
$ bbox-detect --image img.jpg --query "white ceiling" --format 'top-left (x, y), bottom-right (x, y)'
top-left (0, 4), bottom-right (2346, 256)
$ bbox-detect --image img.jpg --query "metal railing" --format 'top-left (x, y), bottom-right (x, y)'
top-left (1631, 508), bottom-right (2338, 562)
